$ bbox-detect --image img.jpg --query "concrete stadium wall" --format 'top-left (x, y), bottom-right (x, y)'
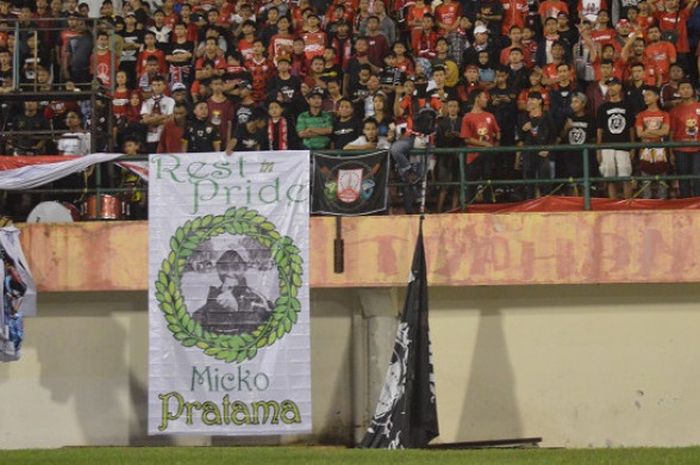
top-left (2, 284), bottom-right (700, 449)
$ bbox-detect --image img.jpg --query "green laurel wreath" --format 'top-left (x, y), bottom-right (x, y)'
top-left (154, 206), bottom-right (303, 363)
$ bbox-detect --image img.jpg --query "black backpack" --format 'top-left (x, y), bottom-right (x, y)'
top-left (412, 106), bottom-right (438, 135)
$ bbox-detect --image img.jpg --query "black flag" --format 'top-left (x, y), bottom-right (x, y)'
top-left (311, 151), bottom-right (390, 216)
top-left (360, 221), bottom-right (439, 448)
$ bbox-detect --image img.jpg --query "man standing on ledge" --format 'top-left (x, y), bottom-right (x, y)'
top-left (296, 90), bottom-right (333, 150)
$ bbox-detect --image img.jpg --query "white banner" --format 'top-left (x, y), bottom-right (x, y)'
top-left (148, 151), bottom-right (311, 436)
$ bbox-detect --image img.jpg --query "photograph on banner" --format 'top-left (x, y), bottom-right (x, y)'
top-left (312, 151), bottom-right (390, 216)
top-left (148, 151), bottom-right (311, 436)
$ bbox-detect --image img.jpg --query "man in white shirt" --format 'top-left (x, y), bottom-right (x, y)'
top-left (141, 75), bottom-right (175, 152)
top-left (57, 112), bottom-right (91, 156)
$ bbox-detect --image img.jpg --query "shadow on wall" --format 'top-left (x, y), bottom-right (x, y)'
top-left (33, 293), bottom-right (130, 445)
top-left (31, 291), bottom-right (173, 446)
top-left (457, 308), bottom-right (523, 442)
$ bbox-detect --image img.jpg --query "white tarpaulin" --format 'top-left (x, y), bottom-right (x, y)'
top-left (0, 153), bottom-right (123, 190)
top-left (148, 151), bottom-right (312, 435)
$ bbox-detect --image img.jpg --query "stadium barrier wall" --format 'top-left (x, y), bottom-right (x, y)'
top-left (2, 284), bottom-right (700, 449)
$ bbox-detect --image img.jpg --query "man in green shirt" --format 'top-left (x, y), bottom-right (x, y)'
top-left (296, 91), bottom-right (333, 149)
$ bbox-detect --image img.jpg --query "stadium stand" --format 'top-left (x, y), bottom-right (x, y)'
top-left (2, 0), bottom-right (700, 219)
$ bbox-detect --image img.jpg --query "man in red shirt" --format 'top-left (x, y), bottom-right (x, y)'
top-left (538, 0), bottom-right (568, 23)
top-left (195, 37), bottom-right (226, 81)
top-left (635, 86), bottom-right (671, 198)
top-left (268, 15), bottom-right (295, 64)
top-left (461, 89), bottom-right (501, 203)
top-left (301, 14), bottom-right (327, 62)
top-left (157, 102), bottom-right (187, 153)
top-left (644, 25), bottom-right (677, 84)
top-left (655, 0), bottom-right (698, 55)
top-left (245, 40), bottom-right (274, 103)
top-left (435, 0), bottom-right (461, 35)
top-left (500, 0), bottom-right (528, 35)
top-left (670, 79), bottom-right (700, 197)
top-left (365, 16), bottom-right (390, 68)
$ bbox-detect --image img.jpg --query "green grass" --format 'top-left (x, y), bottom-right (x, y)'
top-left (3, 446), bottom-right (700, 465)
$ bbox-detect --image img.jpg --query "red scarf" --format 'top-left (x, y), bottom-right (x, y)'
top-left (268, 117), bottom-right (288, 150)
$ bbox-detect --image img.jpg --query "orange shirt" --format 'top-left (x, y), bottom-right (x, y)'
top-left (538, 0), bottom-right (568, 20)
top-left (301, 30), bottom-right (327, 61)
top-left (644, 41), bottom-right (676, 83)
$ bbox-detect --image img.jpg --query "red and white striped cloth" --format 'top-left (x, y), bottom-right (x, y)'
top-left (0, 154), bottom-right (148, 190)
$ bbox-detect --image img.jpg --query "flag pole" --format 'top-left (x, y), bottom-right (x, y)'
top-left (419, 144), bottom-right (432, 218)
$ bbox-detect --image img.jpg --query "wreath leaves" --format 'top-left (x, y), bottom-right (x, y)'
top-left (154, 206), bottom-right (303, 363)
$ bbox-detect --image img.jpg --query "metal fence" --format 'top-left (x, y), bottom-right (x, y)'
top-left (7, 140), bottom-right (700, 220)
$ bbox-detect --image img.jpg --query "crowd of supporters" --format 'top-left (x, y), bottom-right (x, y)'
top-left (2, 0), bottom-right (700, 217)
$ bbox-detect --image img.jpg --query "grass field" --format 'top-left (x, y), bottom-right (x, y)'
top-left (3, 446), bottom-right (700, 465)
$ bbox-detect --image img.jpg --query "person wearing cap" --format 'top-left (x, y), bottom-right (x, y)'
top-left (192, 249), bottom-right (273, 335)
top-left (233, 80), bottom-right (257, 129)
top-left (226, 108), bottom-right (267, 153)
top-left (462, 24), bottom-right (494, 66)
top-left (517, 91), bottom-right (557, 199)
top-left (296, 91), bottom-right (333, 149)
top-left (558, 92), bottom-right (595, 191)
top-left (596, 77), bottom-right (634, 199)
top-left (635, 85), bottom-right (671, 198)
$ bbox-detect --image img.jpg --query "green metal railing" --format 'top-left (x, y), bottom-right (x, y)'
top-left (9, 140), bottom-right (700, 219)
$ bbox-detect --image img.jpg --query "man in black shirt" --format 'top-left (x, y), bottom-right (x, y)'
top-left (267, 57), bottom-right (302, 111)
top-left (227, 109), bottom-right (268, 152)
top-left (8, 101), bottom-right (48, 154)
top-left (517, 92), bottom-right (556, 199)
top-left (625, 63), bottom-right (647, 120)
top-left (332, 98), bottom-right (361, 150)
top-left (559, 92), bottom-right (596, 189)
top-left (490, 66), bottom-right (518, 182)
top-left (183, 101), bottom-right (221, 153)
top-left (596, 77), bottom-right (634, 199)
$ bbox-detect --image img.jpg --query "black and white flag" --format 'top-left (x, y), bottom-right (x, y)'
top-left (360, 222), bottom-right (439, 448)
top-left (311, 151), bottom-right (390, 216)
